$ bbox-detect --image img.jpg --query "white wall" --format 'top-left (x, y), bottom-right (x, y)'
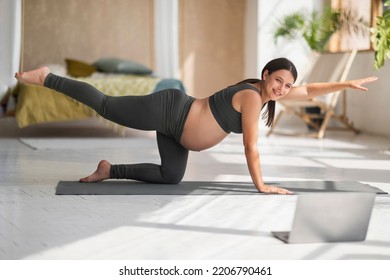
top-left (347, 52), bottom-right (390, 137)
top-left (0, 0), bottom-right (21, 87)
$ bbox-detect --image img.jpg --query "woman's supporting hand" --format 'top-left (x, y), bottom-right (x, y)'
top-left (257, 184), bottom-right (293, 195)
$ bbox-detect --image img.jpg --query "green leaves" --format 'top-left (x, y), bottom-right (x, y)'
top-left (274, 12), bottom-right (306, 41)
top-left (371, 0), bottom-right (390, 69)
top-left (274, 2), bottom-right (390, 69)
top-left (274, 6), bottom-right (369, 52)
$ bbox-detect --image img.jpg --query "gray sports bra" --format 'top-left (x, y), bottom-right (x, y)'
top-left (209, 80), bottom-right (261, 133)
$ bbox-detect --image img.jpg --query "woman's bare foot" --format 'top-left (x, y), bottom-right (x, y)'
top-left (79, 160), bottom-right (111, 183)
top-left (15, 66), bottom-right (51, 86)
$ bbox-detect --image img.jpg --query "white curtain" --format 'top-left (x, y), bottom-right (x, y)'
top-left (154, 0), bottom-right (179, 78)
top-left (0, 0), bottom-right (22, 88)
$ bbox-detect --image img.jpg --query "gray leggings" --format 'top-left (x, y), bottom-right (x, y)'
top-left (44, 74), bottom-right (195, 184)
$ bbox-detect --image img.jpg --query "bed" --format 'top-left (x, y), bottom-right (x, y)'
top-left (10, 58), bottom-right (186, 131)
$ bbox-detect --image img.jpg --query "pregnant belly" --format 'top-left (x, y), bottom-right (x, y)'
top-left (180, 99), bottom-right (229, 151)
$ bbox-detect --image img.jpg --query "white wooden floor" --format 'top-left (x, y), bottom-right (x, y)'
top-left (1, 118), bottom-right (390, 260)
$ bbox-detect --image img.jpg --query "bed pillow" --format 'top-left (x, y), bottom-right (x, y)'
top-left (93, 57), bottom-right (152, 75)
top-left (65, 59), bottom-right (97, 77)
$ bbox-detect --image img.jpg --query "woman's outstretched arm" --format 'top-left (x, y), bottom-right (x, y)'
top-left (281, 76), bottom-right (378, 100)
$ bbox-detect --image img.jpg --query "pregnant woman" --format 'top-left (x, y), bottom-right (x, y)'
top-left (15, 58), bottom-right (377, 194)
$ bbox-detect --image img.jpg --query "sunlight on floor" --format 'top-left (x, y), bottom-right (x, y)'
top-left (314, 158), bottom-right (390, 170)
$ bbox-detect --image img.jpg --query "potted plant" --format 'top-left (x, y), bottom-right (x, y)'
top-left (371, 0), bottom-right (390, 69)
top-left (274, 6), bottom-right (369, 52)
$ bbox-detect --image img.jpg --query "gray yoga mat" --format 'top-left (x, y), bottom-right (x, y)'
top-left (55, 180), bottom-right (387, 195)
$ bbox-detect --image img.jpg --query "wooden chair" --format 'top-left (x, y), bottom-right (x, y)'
top-left (267, 49), bottom-right (358, 139)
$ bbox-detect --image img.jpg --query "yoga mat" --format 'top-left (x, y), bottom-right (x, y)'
top-left (55, 180), bottom-right (387, 195)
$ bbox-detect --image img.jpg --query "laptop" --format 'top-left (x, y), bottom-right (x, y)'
top-left (272, 192), bottom-right (376, 243)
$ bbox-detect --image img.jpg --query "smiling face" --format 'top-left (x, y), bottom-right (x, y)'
top-left (262, 69), bottom-right (295, 101)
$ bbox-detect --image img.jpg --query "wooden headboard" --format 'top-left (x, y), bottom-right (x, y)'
top-left (21, 0), bottom-right (154, 71)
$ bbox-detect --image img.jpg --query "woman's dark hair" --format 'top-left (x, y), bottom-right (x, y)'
top-left (261, 58), bottom-right (298, 127)
top-left (236, 58), bottom-right (297, 127)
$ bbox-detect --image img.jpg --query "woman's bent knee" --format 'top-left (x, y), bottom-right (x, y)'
top-left (161, 169), bottom-right (184, 184)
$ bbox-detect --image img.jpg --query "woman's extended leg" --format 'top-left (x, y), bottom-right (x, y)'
top-left (16, 69), bottom-right (169, 131)
top-left (43, 73), bottom-right (169, 130)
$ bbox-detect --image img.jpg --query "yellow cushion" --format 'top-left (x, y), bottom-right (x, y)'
top-left (65, 58), bottom-right (96, 77)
